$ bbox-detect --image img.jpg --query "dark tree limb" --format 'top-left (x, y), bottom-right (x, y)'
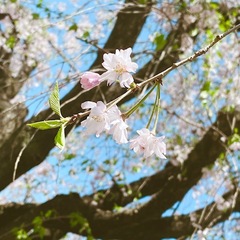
top-left (0, 186), bottom-right (239, 239)
top-left (84, 107), bottom-right (240, 213)
top-left (0, 108), bottom-right (239, 239)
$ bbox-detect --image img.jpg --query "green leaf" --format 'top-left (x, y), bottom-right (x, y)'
top-left (15, 229), bottom-right (28, 240)
top-left (201, 81), bottom-right (211, 91)
top-left (27, 120), bottom-right (63, 130)
top-left (82, 31), bottom-right (90, 39)
top-left (63, 153), bottom-right (76, 161)
top-left (32, 13), bottom-right (40, 19)
top-left (176, 134), bottom-right (183, 145)
top-left (54, 125), bottom-right (65, 149)
top-left (69, 23), bottom-right (78, 31)
top-left (70, 212), bottom-right (86, 228)
top-left (32, 216), bottom-right (42, 226)
top-left (153, 34), bottom-right (167, 51)
top-left (210, 1), bottom-right (219, 9)
top-left (228, 132), bottom-right (240, 145)
top-left (206, 28), bottom-right (215, 42)
top-left (36, 0), bottom-right (43, 8)
top-left (6, 36), bottom-right (16, 49)
top-left (49, 82), bottom-right (62, 118)
top-left (44, 210), bottom-right (54, 218)
top-left (69, 212), bottom-right (93, 238)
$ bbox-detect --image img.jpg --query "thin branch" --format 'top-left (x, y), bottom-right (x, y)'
top-left (64, 23), bottom-right (240, 124)
top-left (76, 37), bottom-right (108, 53)
top-left (48, 41), bottom-right (78, 72)
top-left (138, 23), bottom-right (240, 87)
top-left (12, 129), bottom-right (38, 181)
top-left (12, 145), bottom-right (26, 181)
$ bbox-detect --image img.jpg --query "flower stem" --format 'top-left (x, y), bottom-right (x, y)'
top-left (151, 83), bottom-right (161, 135)
top-left (146, 87), bottom-right (158, 129)
top-left (124, 83), bottom-right (156, 118)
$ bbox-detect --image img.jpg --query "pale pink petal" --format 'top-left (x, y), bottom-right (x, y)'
top-left (80, 72), bottom-right (101, 90)
top-left (92, 101), bottom-right (107, 115)
top-left (130, 128), bottom-right (166, 159)
top-left (102, 53), bottom-right (115, 70)
top-left (100, 71), bottom-right (118, 85)
top-left (126, 62), bottom-right (138, 72)
top-left (109, 120), bottom-right (128, 144)
top-left (81, 101), bottom-right (110, 137)
top-left (119, 72), bottom-right (134, 88)
top-left (81, 101), bottom-right (96, 109)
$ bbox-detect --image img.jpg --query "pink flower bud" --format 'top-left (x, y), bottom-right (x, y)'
top-left (80, 72), bottom-right (101, 90)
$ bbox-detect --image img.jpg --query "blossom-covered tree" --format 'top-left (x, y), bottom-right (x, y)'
top-left (0, 0), bottom-right (239, 239)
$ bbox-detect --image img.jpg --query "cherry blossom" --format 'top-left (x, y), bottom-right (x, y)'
top-left (81, 101), bottom-right (110, 137)
top-left (100, 48), bottom-right (138, 88)
top-left (80, 72), bottom-right (101, 90)
top-left (107, 105), bottom-right (128, 144)
top-left (81, 101), bottom-right (128, 143)
top-left (130, 128), bottom-right (166, 159)
top-left (109, 120), bottom-right (128, 144)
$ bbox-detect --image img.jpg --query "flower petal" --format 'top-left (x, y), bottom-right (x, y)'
top-left (81, 101), bottom-right (96, 109)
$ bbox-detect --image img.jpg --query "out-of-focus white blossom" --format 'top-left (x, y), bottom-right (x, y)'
top-left (229, 142), bottom-right (240, 151)
top-left (57, 2), bottom-right (67, 12)
top-left (197, 228), bottom-right (209, 240)
top-left (100, 48), bottom-right (138, 88)
top-left (130, 128), bottom-right (166, 158)
top-left (215, 195), bottom-right (231, 211)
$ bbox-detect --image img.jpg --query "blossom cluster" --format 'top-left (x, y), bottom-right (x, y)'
top-left (80, 48), bottom-right (138, 90)
top-left (130, 128), bottom-right (166, 159)
top-left (80, 48), bottom-right (166, 159)
top-left (0, 2), bottom-right (53, 77)
top-left (81, 101), bottom-right (128, 144)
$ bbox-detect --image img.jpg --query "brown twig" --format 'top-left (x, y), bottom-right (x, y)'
top-left (138, 23), bottom-right (240, 88)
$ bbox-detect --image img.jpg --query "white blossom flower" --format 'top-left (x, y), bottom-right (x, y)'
top-left (81, 101), bottom-right (128, 143)
top-left (81, 101), bottom-right (110, 137)
top-left (107, 105), bottom-right (128, 144)
top-left (100, 48), bottom-right (138, 88)
top-left (80, 72), bottom-right (101, 90)
top-left (130, 128), bottom-right (166, 158)
top-left (109, 120), bottom-right (128, 144)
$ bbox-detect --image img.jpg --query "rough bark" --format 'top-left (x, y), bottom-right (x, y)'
top-left (0, 108), bottom-right (239, 239)
top-left (0, 13), bottom-right (32, 146)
